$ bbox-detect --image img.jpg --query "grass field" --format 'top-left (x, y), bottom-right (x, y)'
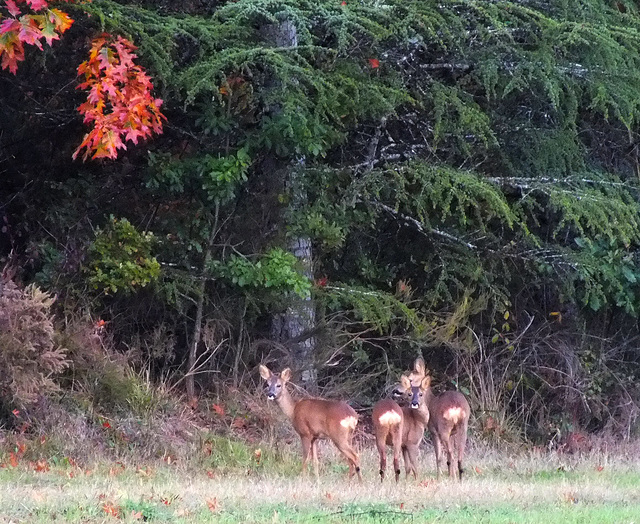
top-left (0, 441), bottom-right (639, 523)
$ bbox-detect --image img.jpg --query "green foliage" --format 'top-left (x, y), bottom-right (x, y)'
top-left (210, 248), bottom-right (312, 298)
top-left (78, 0), bottom-right (409, 158)
top-left (8, 0), bottom-right (640, 440)
top-left (430, 83), bottom-right (497, 154)
top-left (86, 217), bottom-right (161, 295)
top-left (147, 149), bottom-right (251, 204)
top-left (321, 283), bottom-right (422, 334)
top-left (569, 238), bottom-right (640, 314)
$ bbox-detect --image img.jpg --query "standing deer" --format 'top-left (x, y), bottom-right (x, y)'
top-left (395, 358), bottom-right (470, 481)
top-left (372, 374), bottom-right (432, 482)
top-left (259, 365), bottom-right (362, 481)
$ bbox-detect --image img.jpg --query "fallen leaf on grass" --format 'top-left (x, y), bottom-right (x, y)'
top-left (325, 492), bottom-right (333, 500)
top-left (474, 466), bottom-right (483, 475)
top-left (109, 462), bottom-right (125, 476)
top-left (231, 417), bottom-right (247, 430)
top-left (212, 403), bottom-right (226, 417)
top-left (33, 459), bottom-right (50, 472)
top-left (206, 470), bottom-right (215, 479)
top-left (206, 497), bottom-right (220, 512)
top-left (102, 502), bottom-right (120, 517)
top-left (595, 465), bottom-right (604, 472)
top-left (130, 510), bottom-right (143, 520)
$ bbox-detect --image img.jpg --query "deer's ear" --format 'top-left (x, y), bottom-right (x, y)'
top-left (400, 374), bottom-right (412, 390)
top-left (421, 375), bottom-right (432, 390)
top-left (414, 357), bottom-right (426, 375)
top-left (280, 368), bottom-right (292, 382)
top-left (259, 365), bottom-right (271, 380)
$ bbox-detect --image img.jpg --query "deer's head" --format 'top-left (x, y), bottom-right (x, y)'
top-left (392, 357), bottom-right (427, 400)
top-left (401, 374), bottom-right (432, 409)
top-left (259, 365), bottom-right (291, 400)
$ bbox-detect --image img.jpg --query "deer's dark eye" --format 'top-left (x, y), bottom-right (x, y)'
top-left (276, 384), bottom-right (281, 388)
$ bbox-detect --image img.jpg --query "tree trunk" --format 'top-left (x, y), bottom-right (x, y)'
top-left (263, 19), bottom-right (317, 389)
top-left (186, 203), bottom-right (219, 401)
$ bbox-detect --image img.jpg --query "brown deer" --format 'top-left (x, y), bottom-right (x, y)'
top-left (372, 374), bottom-right (432, 482)
top-left (259, 365), bottom-right (362, 481)
top-left (395, 358), bottom-right (470, 481)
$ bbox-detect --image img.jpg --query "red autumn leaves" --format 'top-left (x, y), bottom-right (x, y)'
top-left (0, 0), bottom-right (73, 73)
top-left (0, 1), bottom-right (165, 161)
top-left (73, 35), bottom-right (165, 160)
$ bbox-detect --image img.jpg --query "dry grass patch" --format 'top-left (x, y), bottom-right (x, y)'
top-left (0, 442), bottom-right (639, 522)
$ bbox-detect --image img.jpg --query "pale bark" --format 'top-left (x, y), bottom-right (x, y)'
top-left (263, 18), bottom-right (317, 389)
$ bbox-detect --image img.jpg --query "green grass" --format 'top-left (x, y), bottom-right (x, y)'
top-left (0, 443), bottom-right (639, 522)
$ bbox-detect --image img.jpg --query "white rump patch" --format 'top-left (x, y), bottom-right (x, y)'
top-left (377, 411), bottom-right (402, 426)
top-left (443, 407), bottom-right (463, 424)
top-left (340, 416), bottom-right (358, 430)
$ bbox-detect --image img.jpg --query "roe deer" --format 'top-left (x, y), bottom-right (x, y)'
top-left (395, 358), bottom-right (470, 481)
top-left (373, 374), bottom-right (431, 482)
top-left (259, 365), bottom-right (362, 481)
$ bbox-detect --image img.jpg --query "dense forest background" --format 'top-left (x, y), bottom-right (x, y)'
top-left (3, 0), bottom-right (640, 447)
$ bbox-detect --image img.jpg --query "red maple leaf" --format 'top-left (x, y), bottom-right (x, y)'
top-left (26, 0), bottom-right (50, 11)
top-left (315, 276), bottom-right (328, 287)
top-left (0, 0), bottom-right (73, 73)
top-left (212, 403), bottom-right (226, 417)
top-left (5, 0), bottom-right (21, 16)
top-left (73, 35), bottom-right (165, 161)
top-left (368, 58), bottom-right (380, 68)
top-left (102, 502), bottom-right (120, 517)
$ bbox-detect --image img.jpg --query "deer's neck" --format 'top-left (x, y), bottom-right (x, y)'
top-left (425, 388), bottom-right (437, 413)
top-left (410, 404), bottom-right (430, 428)
top-left (276, 385), bottom-right (297, 420)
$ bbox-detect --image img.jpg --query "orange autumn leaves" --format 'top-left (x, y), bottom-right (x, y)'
top-left (0, 0), bottom-right (73, 73)
top-left (74, 34), bottom-right (165, 160)
top-left (1, 1), bottom-right (165, 160)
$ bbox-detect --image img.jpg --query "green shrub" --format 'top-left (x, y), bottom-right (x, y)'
top-left (85, 217), bottom-right (161, 295)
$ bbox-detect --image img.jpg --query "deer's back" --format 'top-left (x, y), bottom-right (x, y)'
top-left (292, 398), bottom-right (358, 439)
top-left (429, 391), bottom-right (470, 433)
top-left (372, 399), bottom-right (403, 428)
